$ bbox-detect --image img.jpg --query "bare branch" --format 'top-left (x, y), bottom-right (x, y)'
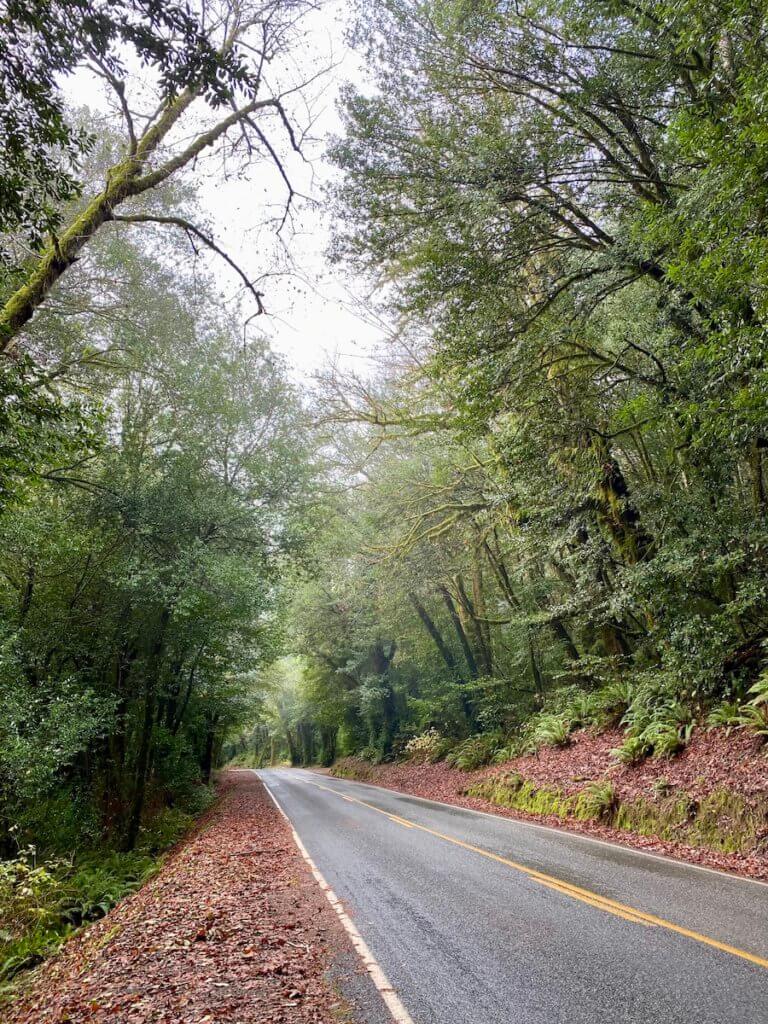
top-left (112, 214), bottom-right (265, 314)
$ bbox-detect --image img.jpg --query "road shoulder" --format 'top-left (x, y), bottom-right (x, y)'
top-left (5, 770), bottom-right (375, 1024)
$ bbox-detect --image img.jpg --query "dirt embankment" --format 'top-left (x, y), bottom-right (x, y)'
top-left (7, 771), bottom-right (357, 1024)
top-left (329, 727), bottom-right (768, 881)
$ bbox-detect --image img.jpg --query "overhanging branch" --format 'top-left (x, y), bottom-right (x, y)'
top-left (112, 214), bottom-right (265, 314)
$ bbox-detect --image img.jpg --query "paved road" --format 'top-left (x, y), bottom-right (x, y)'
top-left (257, 768), bottom-right (768, 1024)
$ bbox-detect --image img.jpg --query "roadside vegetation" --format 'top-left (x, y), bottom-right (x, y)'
top-left (4, 0), bottom-right (768, 999)
top-left (0, 800), bottom-right (207, 993)
top-left (0, 0), bottom-right (323, 990)
top-left (230, 1), bottom-right (768, 862)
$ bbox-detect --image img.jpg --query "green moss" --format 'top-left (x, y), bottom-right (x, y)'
top-left (688, 789), bottom-right (767, 854)
top-left (467, 775), bottom-right (768, 857)
top-left (573, 781), bottom-right (618, 823)
top-left (329, 758), bottom-right (374, 782)
top-left (468, 777), bottom-right (573, 818)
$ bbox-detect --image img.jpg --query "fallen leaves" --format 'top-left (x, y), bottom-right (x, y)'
top-left (5, 772), bottom-right (353, 1024)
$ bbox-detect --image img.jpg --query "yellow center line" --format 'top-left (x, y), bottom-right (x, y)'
top-left (301, 776), bottom-right (768, 971)
top-left (387, 814), bottom-right (415, 829)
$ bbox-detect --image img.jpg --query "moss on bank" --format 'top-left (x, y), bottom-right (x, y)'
top-left (329, 758), bottom-right (375, 782)
top-left (468, 773), bottom-right (768, 855)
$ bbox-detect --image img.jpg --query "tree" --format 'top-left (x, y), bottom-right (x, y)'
top-left (0, 228), bottom-right (318, 850)
top-left (264, 1), bottom-right (768, 767)
top-left (0, 0), bottom-right (320, 352)
top-left (0, 0), bottom-right (253, 261)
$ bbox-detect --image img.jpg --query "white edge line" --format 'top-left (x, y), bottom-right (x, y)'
top-left (297, 768), bottom-right (768, 891)
top-left (259, 773), bottom-right (417, 1024)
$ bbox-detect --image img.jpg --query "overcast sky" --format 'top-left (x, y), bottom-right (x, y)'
top-left (67, 0), bottom-right (385, 382)
top-left (198, 0), bottom-right (386, 381)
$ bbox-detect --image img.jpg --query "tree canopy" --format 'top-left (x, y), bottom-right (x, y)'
top-left (233, 0), bottom-right (768, 771)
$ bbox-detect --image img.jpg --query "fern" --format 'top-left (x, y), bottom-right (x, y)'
top-left (707, 701), bottom-right (742, 733)
top-left (611, 734), bottom-right (650, 765)
top-left (531, 714), bottom-right (571, 748)
top-left (736, 703), bottom-right (768, 738)
top-left (575, 781), bottom-right (618, 822)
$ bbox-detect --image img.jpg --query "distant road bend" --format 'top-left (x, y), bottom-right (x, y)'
top-left (258, 768), bottom-right (768, 1024)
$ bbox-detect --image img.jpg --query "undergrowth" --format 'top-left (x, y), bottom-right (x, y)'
top-left (467, 775), bottom-right (768, 856)
top-left (0, 793), bottom-right (213, 992)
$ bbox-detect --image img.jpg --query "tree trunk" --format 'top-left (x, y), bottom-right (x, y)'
top-left (122, 608), bottom-right (169, 851)
top-left (485, 541), bottom-right (581, 664)
top-left (319, 726), bottom-right (337, 766)
top-left (439, 585), bottom-right (479, 678)
top-left (409, 592), bottom-right (459, 675)
top-left (456, 576), bottom-right (491, 676)
top-left (201, 715), bottom-right (219, 784)
top-left (470, 567), bottom-right (493, 675)
top-left (750, 439), bottom-right (766, 513)
top-left (593, 438), bottom-right (653, 564)
top-left (123, 681), bottom-right (156, 851)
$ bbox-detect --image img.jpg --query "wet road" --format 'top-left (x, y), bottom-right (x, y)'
top-left (257, 768), bottom-right (768, 1024)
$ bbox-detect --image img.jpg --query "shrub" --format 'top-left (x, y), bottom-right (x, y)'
top-left (357, 745), bottom-right (381, 764)
top-left (329, 757), bottom-right (374, 781)
top-left (739, 676), bottom-right (768, 740)
top-left (565, 692), bottom-right (605, 730)
top-left (136, 807), bottom-right (195, 856)
top-left (0, 853), bottom-right (65, 938)
top-left (0, 801), bottom-right (202, 983)
top-left (14, 790), bottom-right (102, 854)
top-left (492, 736), bottom-right (528, 763)
top-left (645, 720), bottom-right (693, 758)
top-left (612, 734), bottom-right (650, 765)
top-left (402, 729), bottom-right (452, 764)
top-left (445, 733), bottom-right (503, 771)
top-left (706, 676), bottom-right (768, 741)
top-left (736, 703), bottom-right (768, 739)
top-left (617, 685), bottom-right (696, 761)
top-left (747, 674), bottom-right (768, 706)
top-left (0, 849), bottom-right (157, 981)
top-left (595, 680), bottom-right (635, 726)
top-left (707, 701), bottom-right (742, 733)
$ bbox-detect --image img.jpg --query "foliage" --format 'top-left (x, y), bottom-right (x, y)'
top-left (263, 0), bottom-right (768, 777)
top-left (402, 729), bottom-right (453, 764)
top-left (530, 715), bottom-right (572, 750)
top-left (706, 673), bottom-right (768, 740)
top-left (574, 782), bottom-right (619, 824)
top-left (0, 0), bottom-right (253, 261)
top-left (0, 802), bottom-right (196, 982)
top-left (445, 733), bottom-right (503, 771)
top-left (470, 776), bottom-right (768, 856)
top-left (611, 735), bottom-right (652, 767)
top-left (0, 222), bottom-right (319, 856)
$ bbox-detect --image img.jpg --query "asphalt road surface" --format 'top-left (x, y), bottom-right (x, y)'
top-left (257, 768), bottom-right (768, 1024)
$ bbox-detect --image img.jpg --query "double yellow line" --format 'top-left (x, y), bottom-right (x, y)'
top-left (302, 775), bottom-right (768, 971)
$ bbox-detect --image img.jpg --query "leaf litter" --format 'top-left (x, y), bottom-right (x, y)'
top-left (6, 771), bottom-right (357, 1024)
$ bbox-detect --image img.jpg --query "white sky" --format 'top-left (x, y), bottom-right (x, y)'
top-left (200, 1), bottom-right (385, 381)
top-left (65, 0), bottom-right (386, 382)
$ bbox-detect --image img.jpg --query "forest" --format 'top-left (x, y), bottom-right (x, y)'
top-left (236, 0), bottom-right (768, 773)
top-left (2, 0), bottom-right (768, 994)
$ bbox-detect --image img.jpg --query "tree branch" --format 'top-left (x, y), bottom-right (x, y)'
top-left (112, 214), bottom-right (265, 314)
